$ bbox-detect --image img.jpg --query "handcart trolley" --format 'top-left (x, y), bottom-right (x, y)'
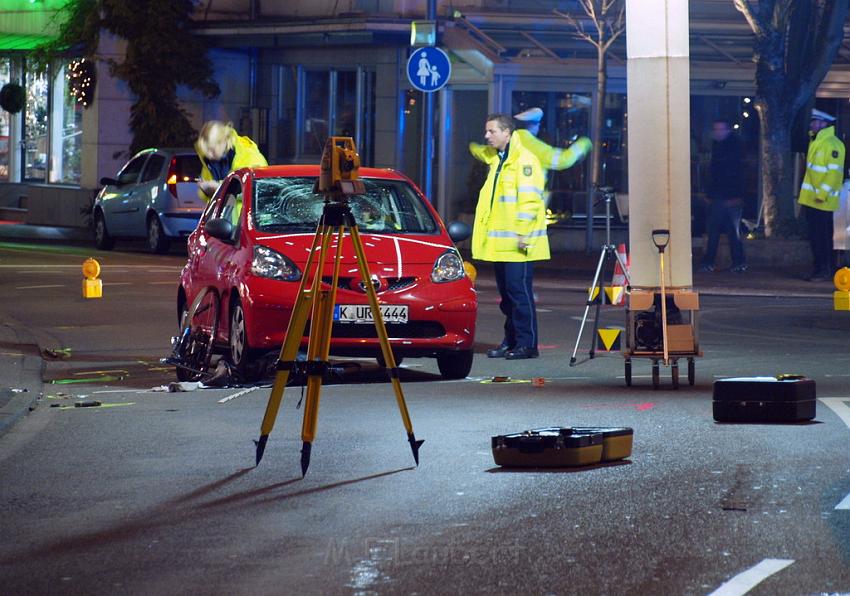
top-left (623, 229), bottom-right (702, 389)
top-left (624, 288), bottom-right (701, 389)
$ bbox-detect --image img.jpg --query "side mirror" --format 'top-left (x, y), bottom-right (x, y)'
top-left (205, 217), bottom-right (234, 242)
top-left (447, 221), bottom-right (471, 243)
top-left (100, 177), bottom-right (119, 187)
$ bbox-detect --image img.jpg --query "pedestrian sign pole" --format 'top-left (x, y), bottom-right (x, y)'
top-left (406, 46), bottom-right (451, 204)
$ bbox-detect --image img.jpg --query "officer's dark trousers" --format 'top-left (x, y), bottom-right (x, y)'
top-left (803, 204), bottom-right (834, 275)
top-left (701, 200), bottom-right (745, 267)
top-left (494, 261), bottom-right (538, 349)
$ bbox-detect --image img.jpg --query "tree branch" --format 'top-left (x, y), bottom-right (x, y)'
top-left (554, 8), bottom-right (600, 50)
top-left (793, 0), bottom-right (850, 114)
top-left (733, 0), bottom-right (763, 38)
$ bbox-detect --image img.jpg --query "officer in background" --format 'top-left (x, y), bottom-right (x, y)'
top-left (195, 120), bottom-right (268, 200)
top-left (514, 107), bottom-right (543, 138)
top-left (799, 108), bottom-right (845, 281)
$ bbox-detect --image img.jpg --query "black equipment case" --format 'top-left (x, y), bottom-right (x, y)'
top-left (712, 376), bottom-right (816, 423)
top-left (491, 427), bottom-right (633, 468)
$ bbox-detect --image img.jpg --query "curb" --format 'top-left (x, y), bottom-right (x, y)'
top-left (0, 319), bottom-right (45, 437)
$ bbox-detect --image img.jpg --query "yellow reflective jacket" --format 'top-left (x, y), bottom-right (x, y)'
top-left (799, 125), bottom-right (845, 212)
top-left (469, 132), bottom-right (549, 262)
top-left (196, 131), bottom-right (268, 201)
top-left (513, 130), bottom-right (592, 171)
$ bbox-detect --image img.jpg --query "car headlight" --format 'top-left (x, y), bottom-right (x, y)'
top-left (431, 250), bottom-right (466, 283)
top-left (251, 245), bottom-right (301, 281)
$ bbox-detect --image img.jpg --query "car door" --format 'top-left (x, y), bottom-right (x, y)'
top-left (129, 153), bottom-right (166, 237)
top-left (101, 154), bottom-right (148, 235)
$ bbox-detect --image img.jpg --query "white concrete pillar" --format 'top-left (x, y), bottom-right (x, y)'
top-left (626, 0), bottom-right (692, 288)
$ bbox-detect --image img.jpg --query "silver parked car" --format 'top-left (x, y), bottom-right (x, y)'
top-left (93, 148), bottom-right (206, 253)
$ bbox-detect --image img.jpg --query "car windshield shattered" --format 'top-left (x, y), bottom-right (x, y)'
top-left (253, 176), bottom-right (438, 234)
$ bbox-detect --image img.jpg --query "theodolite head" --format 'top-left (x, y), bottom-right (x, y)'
top-left (314, 136), bottom-right (367, 198)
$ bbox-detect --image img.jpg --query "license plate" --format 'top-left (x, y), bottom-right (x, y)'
top-left (335, 304), bottom-right (409, 324)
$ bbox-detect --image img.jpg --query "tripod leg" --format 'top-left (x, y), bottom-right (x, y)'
top-left (349, 225), bottom-right (423, 465)
top-left (299, 224), bottom-right (344, 476)
top-left (569, 247), bottom-right (608, 366)
top-left (255, 220), bottom-right (326, 466)
top-left (589, 247), bottom-right (613, 360)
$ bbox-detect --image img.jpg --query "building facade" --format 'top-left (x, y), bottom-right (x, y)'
top-left (3, 0), bottom-right (850, 237)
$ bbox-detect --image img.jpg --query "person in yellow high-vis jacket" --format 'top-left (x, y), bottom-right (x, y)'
top-left (470, 113), bottom-right (591, 360)
top-left (195, 121), bottom-right (268, 201)
top-left (799, 108), bottom-right (845, 281)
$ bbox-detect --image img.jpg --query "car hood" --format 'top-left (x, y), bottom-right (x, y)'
top-left (253, 232), bottom-right (456, 272)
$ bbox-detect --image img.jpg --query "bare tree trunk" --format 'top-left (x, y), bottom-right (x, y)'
top-left (755, 99), bottom-right (795, 237)
top-left (591, 50), bottom-right (607, 188)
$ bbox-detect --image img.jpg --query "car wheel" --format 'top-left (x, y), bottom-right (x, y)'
top-left (229, 298), bottom-right (261, 381)
top-left (436, 349), bottom-right (473, 380)
top-left (94, 211), bottom-right (115, 250)
top-left (147, 214), bottom-right (170, 254)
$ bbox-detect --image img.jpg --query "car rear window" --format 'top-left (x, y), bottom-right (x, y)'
top-left (172, 155), bottom-right (202, 181)
top-left (252, 176), bottom-right (438, 234)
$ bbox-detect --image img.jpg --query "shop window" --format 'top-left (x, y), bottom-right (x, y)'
top-left (49, 63), bottom-right (84, 184)
top-left (301, 70), bottom-right (330, 156)
top-left (295, 68), bottom-right (374, 164)
top-left (24, 69), bottom-right (48, 181)
top-left (0, 58), bottom-right (10, 182)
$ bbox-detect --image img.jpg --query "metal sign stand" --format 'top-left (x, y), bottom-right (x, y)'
top-left (569, 187), bottom-right (631, 366)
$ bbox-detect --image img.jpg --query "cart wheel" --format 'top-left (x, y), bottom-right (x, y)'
top-left (688, 358), bottom-right (695, 386)
top-left (671, 363), bottom-right (679, 389)
top-left (625, 358), bottom-right (632, 387)
top-left (652, 362), bottom-right (660, 389)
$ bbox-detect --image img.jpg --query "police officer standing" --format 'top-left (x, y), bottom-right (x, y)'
top-left (469, 114), bottom-right (549, 360)
top-left (799, 109), bottom-right (845, 281)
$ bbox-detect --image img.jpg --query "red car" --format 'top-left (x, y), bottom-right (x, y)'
top-left (174, 165), bottom-right (477, 381)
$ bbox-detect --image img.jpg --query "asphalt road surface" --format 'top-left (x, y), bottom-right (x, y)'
top-left (1, 241), bottom-right (849, 595)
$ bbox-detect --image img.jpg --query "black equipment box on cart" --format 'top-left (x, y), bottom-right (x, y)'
top-left (712, 376), bottom-right (816, 423)
top-left (491, 427), bottom-right (633, 468)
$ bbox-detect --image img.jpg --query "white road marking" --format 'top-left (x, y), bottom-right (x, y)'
top-left (218, 386), bottom-right (260, 404)
top-left (708, 558), bottom-right (794, 596)
top-left (820, 398), bottom-right (850, 511)
top-left (14, 284), bottom-right (65, 290)
top-left (819, 398), bottom-right (850, 431)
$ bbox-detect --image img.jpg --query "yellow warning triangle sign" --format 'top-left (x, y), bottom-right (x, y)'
top-left (597, 328), bottom-right (621, 351)
top-left (604, 286), bottom-right (624, 305)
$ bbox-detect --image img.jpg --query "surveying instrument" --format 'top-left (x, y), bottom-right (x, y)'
top-left (254, 137), bottom-right (423, 475)
top-left (569, 186), bottom-right (631, 366)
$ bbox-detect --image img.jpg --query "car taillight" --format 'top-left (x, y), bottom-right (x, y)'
top-left (166, 157), bottom-right (179, 199)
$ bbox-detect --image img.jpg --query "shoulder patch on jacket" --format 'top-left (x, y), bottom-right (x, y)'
top-left (833, 150), bottom-right (840, 158)
top-left (523, 165), bottom-right (533, 176)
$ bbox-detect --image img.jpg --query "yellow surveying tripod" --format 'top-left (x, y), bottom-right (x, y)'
top-left (254, 137), bottom-right (423, 475)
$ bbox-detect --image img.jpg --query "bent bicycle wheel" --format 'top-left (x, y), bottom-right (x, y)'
top-left (175, 288), bottom-right (221, 382)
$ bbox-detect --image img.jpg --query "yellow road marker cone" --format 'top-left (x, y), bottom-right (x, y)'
top-left (82, 258), bottom-right (102, 299)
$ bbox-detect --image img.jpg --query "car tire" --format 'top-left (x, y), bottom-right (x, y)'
top-left (147, 214), bottom-right (170, 254)
top-left (229, 298), bottom-right (261, 381)
top-left (94, 211), bottom-right (115, 250)
top-left (436, 349), bottom-right (473, 380)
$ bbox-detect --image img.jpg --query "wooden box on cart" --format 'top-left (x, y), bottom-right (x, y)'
top-left (623, 289), bottom-right (702, 388)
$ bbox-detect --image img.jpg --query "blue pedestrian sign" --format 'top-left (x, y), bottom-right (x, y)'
top-left (407, 47), bottom-right (451, 93)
